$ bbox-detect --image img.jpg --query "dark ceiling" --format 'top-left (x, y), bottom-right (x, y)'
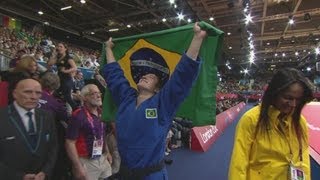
top-left (0, 0), bottom-right (320, 77)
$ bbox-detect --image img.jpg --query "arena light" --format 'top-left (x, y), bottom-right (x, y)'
top-left (61, 6), bottom-right (72, 11)
top-left (80, 0), bottom-right (86, 4)
top-left (288, 19), bottom-right (294, 25)
top-left (38, 11), bottom-right (44, 15)
top-left (245, 14), bottom-right (252, 25)
top-left (177, 13), bottom-right (184, 20)
top-left (108, 28), bottom-right (119, 32)
top-left (109, 28), bottom-right (119, 32)
top-left (162, 18), bottom-right (167, 22)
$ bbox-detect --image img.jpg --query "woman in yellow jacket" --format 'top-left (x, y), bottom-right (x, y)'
top-left (229, 68), bottom-right (314, 180)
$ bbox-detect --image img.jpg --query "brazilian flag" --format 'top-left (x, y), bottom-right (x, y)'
top-left (101, 21), bottom-right (224, 126)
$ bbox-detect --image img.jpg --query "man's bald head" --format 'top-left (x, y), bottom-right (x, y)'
top-left (13, 78), bottom-right (42, 110)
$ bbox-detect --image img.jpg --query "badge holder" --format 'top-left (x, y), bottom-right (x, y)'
top-left (91, 138), bottom-right (103, 159)
top-left (289, 164), bottom-right (305, 180)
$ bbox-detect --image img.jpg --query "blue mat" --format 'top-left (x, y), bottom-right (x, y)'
top-left (166, 104), bottom-right (253, 180)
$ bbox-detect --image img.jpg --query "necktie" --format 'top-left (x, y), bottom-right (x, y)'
top-left (26, 111), bottom-right (35, 133)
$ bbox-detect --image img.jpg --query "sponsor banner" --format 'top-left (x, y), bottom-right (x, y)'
top-left (190, 125), bottom-right (219, 152)
top-left (190, 102), bottom-right (245, 152)
top-left (302, 102), bottom-right (320, 164)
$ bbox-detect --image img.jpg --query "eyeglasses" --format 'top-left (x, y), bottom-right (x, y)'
top-left (87, 92), bottom-right (102, 96)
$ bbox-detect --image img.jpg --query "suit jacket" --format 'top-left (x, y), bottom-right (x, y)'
top-left (0, 104), bottom-right (58, 180)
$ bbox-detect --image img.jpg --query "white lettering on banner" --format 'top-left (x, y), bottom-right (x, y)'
top-left (307, 123), bottom-right (320, 131)
top-left (200, 126), bottom-right (218, 144)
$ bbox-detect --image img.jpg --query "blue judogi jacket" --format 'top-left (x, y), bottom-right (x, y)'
top-left (103, 53), bottom-right (200, 179)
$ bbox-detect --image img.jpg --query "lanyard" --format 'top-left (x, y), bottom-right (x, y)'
top-left (83, 108), bottom-right (103, 140)
top-left (279, 120), bottom-right (303, 163)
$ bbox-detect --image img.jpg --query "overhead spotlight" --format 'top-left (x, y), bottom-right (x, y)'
top-left (304, 13), bottom-right (311, 21)
top-left (162, 18), bottom-right (167, 22)
top-left (61, 6), bottom-right (72, 10)
top-left (209, 17), bottom-right (214, 21)
top-left (275, 53), bottom-right (278, 57)
top-left (109, 28), bottom-right (119, 32)
top-left (295, 51), bottom-right (299, 56)
top-left (90, 32), bottom-right (95, 35)
top-left (245, 14), bottom-right (252, 25)
top-left (266, 42), bottom-right (270, 45)
top-left (187, 18), bottom-right (192, 23)
top-left (177, 13), bottom-right (184, 20)
top-left (127, 24), bottom-right (131, 28)
top-left (169, 0), bottom-right (175, 4)
top-left (174, 4), bottom-right (177, 8)
top-left (44, 21), bottom-right (50, 25)
top-left (228, 46), bottom-right (232, 50)
top-left (227, 32), bottom-right (231, 35)
top-left (80, 0), bottom-right (86, 4)
top-left (282, 53), bottom-right (286, 57)
top-left (242, 0), bottom-right (250, 7)
top-left (288, 19), bottom-right (294, 24)
top-left (288, 15), bottom-right (294, 24)
top-left (38, 11), bottom-right (44, 15)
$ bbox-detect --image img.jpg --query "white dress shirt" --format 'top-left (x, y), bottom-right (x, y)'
top-left (13, 101), bottom-right (36, 132)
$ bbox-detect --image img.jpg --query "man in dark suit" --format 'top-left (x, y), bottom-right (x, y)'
top-left (0, 78), bottom-right (58, 180)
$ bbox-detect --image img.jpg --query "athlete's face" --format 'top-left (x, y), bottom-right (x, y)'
top-left (137, 73), bottom-right (160, 93)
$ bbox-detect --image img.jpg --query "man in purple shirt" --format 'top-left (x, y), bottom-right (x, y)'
top-left (65, 84), bottom-right (112, 180)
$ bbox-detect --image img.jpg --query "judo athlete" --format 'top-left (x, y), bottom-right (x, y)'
top-left (103, 22), bottom-right (207, 180)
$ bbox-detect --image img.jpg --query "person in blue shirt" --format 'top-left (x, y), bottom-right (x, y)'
top-left (103, 22), bottom-right (207, 180)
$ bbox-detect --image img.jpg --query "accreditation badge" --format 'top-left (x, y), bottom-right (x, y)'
top-left (91, 139), bottom-right (103, 159)
top-left (289, 165), bottom-right (305, 180)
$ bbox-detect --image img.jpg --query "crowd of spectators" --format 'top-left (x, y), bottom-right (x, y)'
top-left (1, 22), bottom-right (320, 179)
top-left (0, 26), bottom-right (101, 71)
top-left (0, 24), bottom-right (117, 179)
